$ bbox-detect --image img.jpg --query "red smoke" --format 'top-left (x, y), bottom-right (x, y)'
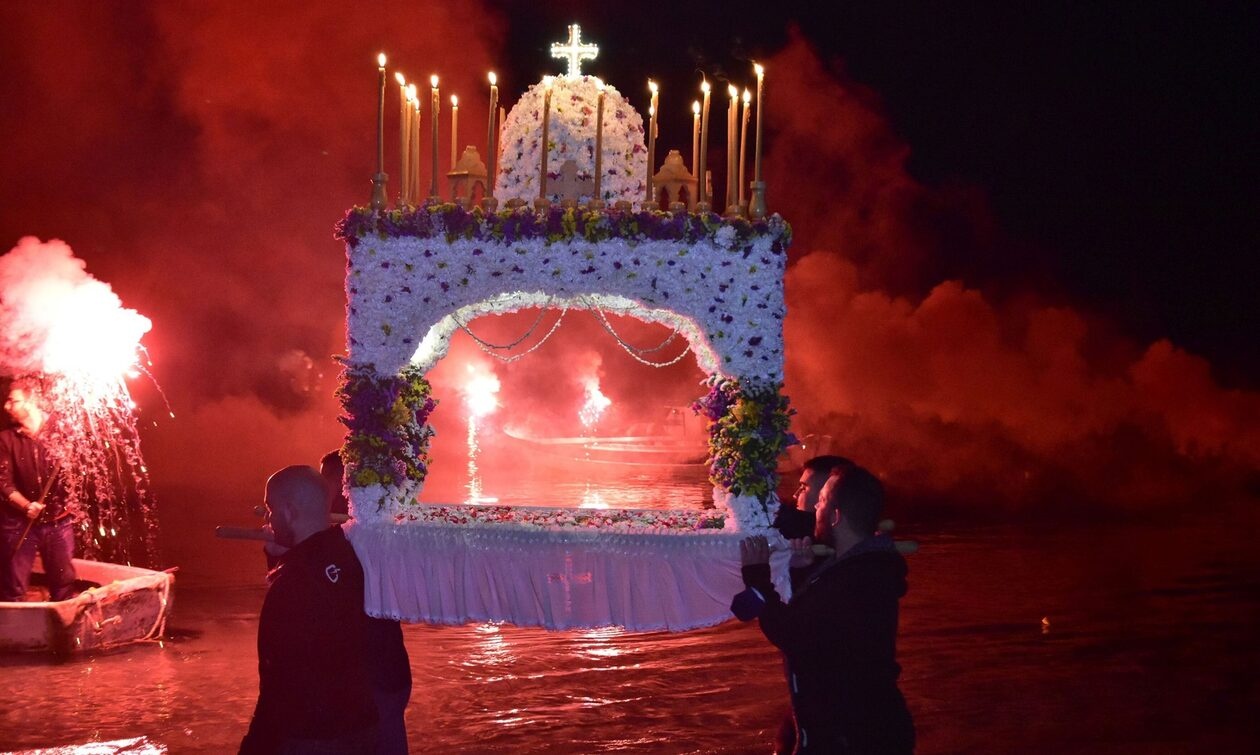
top-left (0, 8), bottom-right (1253, 515)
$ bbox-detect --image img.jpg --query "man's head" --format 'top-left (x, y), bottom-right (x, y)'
top-left (794, 455), bottom-right (853, 512)
top-left (264, 465), bottom-right (331, 548)
top-left (319, 449), bottom-right (349, 516)
top-left (815, 464), bottom-right (885, 544)
top-left (4, 376), bottom-right (48, 433)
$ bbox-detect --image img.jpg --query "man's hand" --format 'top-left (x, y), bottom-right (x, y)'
top-left (739, 535), bottom-right (770, 566)
top-left (25, 501), bottom-right (44, 520)
top-left (787, 537), bottom-right (814, 568)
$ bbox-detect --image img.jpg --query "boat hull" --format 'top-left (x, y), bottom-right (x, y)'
top-left (0, 558), bottom-right (174, 657)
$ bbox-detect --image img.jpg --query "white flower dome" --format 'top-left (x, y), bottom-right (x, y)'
top-left (494, 75), bottom-right (647, 205)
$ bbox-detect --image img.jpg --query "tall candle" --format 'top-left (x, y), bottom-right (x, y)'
top-left (753, 63), bottom-right (765, 183)
top-left (486, 72), bottom-right (499, 189)
top-left (450, 94), bottom-right (459, 168)
top-left (429, 75), bottom-right (440, 197)
top-left (376, 53), bottom-right (386, 175)
top-left (645, 80), bottom-right (658, 203)
top-left (594, 82), bottom-right (606, 201)
top-left (410, 89), bottom-right (420, 201)
top-left (691, 101), bottom-right (700, 187)
top-left (698, 80), bottom-right (711, 206)
top-left (727, 84), bottom-right (738, 208)
top-left (739, 88), bottom-right (751, 206)
top-left (396, 73), bottom-right (408, 202)
top-left (539, 77), bottom-right (553, 199)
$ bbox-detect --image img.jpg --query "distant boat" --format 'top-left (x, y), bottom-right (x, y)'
top-left (503, 406), bottom-right (709, 467)
top-left (0, 558), bottom-right (174, 658)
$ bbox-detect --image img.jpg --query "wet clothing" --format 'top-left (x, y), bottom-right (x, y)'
top-left (0, 427), bottom-right (74, 602)
top-left (241, 526), bottom-right (378, 754)
top-left (738, 536), bottom-right (915, 754)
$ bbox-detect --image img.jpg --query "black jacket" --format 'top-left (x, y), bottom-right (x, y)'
top-left (742, 538), bottom-right (914, 753)
top-left (241, 526), bottom-right (377, 753)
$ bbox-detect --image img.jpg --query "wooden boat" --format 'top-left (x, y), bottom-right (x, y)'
top-left (502, 406), bottom-right (709, 467)
top-left (0, 557), bottom-right (174, 657)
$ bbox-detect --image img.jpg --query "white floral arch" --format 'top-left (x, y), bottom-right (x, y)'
top-left (336, 205), bottom-right (795, 630)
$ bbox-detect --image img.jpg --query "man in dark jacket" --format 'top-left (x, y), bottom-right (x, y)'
top-left (0, 376), bottom-right (75, 602)
top-left (240, 465), bottom-right (377, 753)
top-left (737, 465), bottom-right (914, 754)
top-left (773, 455), bottom-right (852, 540)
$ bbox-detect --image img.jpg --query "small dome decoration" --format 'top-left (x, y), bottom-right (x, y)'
top-left (494, 75), bottom-right (647, 205)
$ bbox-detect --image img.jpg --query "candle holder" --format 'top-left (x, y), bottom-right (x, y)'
top-left (724, 202), bottom-right (743, 220)
top-left (614, 200), bottom-right (632, 213)
top-left (505, 198), bottom-right (527, 211)
top-left (695, 201), bottom-right (712, 214)
top-left (369, 172), bottom-right (389, 211)
top-left (587, 199), bottom-right (606, 211)
top-left (748, 181), bottom-right (767, 220)
top-left (480, 197), bottom-right (499, 213)
top-left (534, 197), bottom-right (552, 212)
top-left (669, 201), bottom-right (687, 213)
top-left (641, 201), bottom-right (659, 212)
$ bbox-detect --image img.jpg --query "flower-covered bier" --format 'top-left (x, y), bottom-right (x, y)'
top-left (337, 364), bottom-right (437, 510)
top-left (495, 75), bottom-right (646, 205)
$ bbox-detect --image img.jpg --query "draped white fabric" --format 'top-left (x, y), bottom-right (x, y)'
top-left (347, 519), bottom-right (792, 632)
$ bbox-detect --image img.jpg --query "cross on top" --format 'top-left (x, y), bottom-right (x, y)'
top-left (550, 23), bottom-right (599, 78)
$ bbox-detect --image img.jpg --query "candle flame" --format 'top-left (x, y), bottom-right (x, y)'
top-left (743, 88), bottom-right (752, 104)
top-left (648, 105), bottom-right (654, 116)
top-left (488, 71), bottom-right (497, 86)
top-left (596, 79), bottom-right (606, 91)
top-left (394, 72), bottom-right (406, 86)
top-left (544, 75), bottom-right (555, 89)
top-left (692, 101), bottom-right (700, 114)
top-left (755, 62), bottom-right (765, 78)
top-left (377, 53), bottom-right (387, 68)
top-left (701, 80), bottom-right (711, 94)
top-left (406, 83), bottom-right (417, 101)
top-left (451, 94), bottom-right (458, 106)
top-left (430, 74), bottom-right (439, 88)
top-left (648, 79), bottom-right (658, 94)
top-left (728, 84), bottom-right (739, 99)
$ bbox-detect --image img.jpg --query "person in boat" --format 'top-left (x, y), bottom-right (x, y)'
top-left (735, 464), bottom-right (915, 754)
top-left (320, 449), bottom-right (412, 755)
top-left (773, 455), bottom-right (853, 541)
top-left (241, 465), bottom-right (378, 753)
top-left (0, 375), bottom-right (76, 603)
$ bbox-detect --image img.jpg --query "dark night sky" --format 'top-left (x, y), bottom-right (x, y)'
top-left (0, 1), bottom-right (1255, 510)
top-left (500, 1), bottom-right (1259, 386)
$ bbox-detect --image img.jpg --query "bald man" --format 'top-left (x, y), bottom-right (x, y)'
top-left (240, 466), bottom-right (377, 754)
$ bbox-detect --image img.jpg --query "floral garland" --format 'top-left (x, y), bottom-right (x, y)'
top-left (395, 503), bottom-right (726, 533)
top-left (693, 376), bottom-right (797, 505)
top-left (493, 75), bottom-right (646, 205)
top-left (337, 364), bottom-right (438, 505)
top-left (335, 202), bottom-right (790, 251)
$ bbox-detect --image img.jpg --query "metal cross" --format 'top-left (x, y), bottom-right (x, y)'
top-left (550, 23), bottom-right (599, 78)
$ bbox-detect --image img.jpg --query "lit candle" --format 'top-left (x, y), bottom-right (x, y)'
top-left (739, 88), bottom-right (751, 207)
top-left (727, 84), bottom-right (738, 209)
top-left (376, 53), bottom-right (386, 176)
top-left (486, 72), bottom-right (499, 189)
top-left (594, 81), bottom-right (606, 201)
top-left (698, 80), bottom-right (711, 206)
top-left (753, 63), bottom-right (765, 183)
top-left (396, 73), bottom-right (408, 202)
top-left (450, 94), bottom-right (459, 168)
top-left (430, 75), bottom-right (440, 198)
top-left (539, 77), bottom-right (554, 200)
top-left (691, 101), bottom-right (700, 185)
top-left (409, 88), bottom-right (420, 201)
top-left (645, 80), bottom-right (658, 204)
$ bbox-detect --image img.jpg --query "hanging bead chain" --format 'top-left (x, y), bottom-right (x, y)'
top-left (589, 304), bottom-right (694, 367)
top-left (452, 297), bottom-right (554, 350)
top-left (464, 307), bottom-right (569, 363)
